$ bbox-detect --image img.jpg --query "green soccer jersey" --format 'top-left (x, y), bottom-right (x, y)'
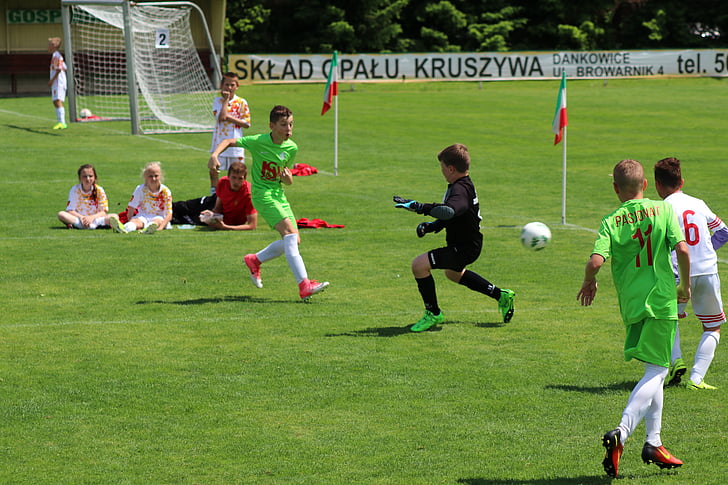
top-left (236, 133), bottom-right (298, 196)
top-left (592, 198), bottom-right (684, 325)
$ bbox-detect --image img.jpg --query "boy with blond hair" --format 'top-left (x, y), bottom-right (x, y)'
top-left (578, 159), bottom-right (689, 477)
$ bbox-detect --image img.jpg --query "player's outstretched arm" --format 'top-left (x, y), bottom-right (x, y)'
top-left (393, 196), bottom-right (454, 220)
top-left (578, 254), bottom-right (604, 306)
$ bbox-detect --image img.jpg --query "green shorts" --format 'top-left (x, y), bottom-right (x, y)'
top-left (253, 187), bottom-right (295, 230)
top-left (624, 317), bottom-right (676, 367)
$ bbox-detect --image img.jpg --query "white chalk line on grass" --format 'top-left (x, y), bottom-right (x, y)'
top-left (0, 107), bottom-right (207, 152)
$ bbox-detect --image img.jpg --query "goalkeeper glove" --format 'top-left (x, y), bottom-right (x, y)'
top-left (416, 222), bottom-right (436, 238)
top-left (393, 195), bottom-right (423, 213)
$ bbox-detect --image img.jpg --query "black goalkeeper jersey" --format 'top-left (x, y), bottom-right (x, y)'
top-left (423, 175), bottom-right (482, 248)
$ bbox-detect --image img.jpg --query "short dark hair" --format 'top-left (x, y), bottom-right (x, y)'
top-left (654, 157), bottom-right (682, 189)
top-left (222, 72), bottom-right (239, 81)
top-left (270, 105), bottom-right (292, 124)
top-left (228, 161), bottom-right (247, 178)
top-left (437, 143), bottom-right (470, 173)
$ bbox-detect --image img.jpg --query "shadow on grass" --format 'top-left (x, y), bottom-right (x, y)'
top-left (474, 321), bottom-right (507, 328)
top-left (458, 476), bottom-right (612, 484)
top-left (545, 381), bottom-right (638, 394)
top-left (4, 124), bottom-right (63, 136)
top-left (326, 326), bottom-right (424, 337)
top-left (326, 319), bottom-right (505, 337)
top-left (135, 294), bottom-right (292, 305)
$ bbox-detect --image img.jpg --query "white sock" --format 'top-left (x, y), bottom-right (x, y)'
top-left (123, 222), bottom-right (136, 232)
top-left (56, 107), bottom-right (65, 123)
top-left (690, 330), bottom-right (720, 384)
top-left (283, 233), bottom-right (307, 284)
top-left (257, 239), bottom-right (284, 263)
top-left (671, 323), bottom-right (682, 362)
top-left (619, 364), bottom-right (667, 445)
top-left (93, 216), bottom-right (106, 229)
top-left (72, 217), bottom-right (83, 229)
top-left (644, 370), bottom-right (665, 447)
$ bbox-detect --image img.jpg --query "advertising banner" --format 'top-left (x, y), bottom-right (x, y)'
top-left (229, 50), bottom-right (728, 84)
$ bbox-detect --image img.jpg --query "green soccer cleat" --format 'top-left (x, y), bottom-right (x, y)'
top-left (686, 379), bottom-right (717, 390)
top-left (498, 289), bottom-right (515, 323)
top-left (52, 122), bottom-right (67, 130)
top-left (141, 222), bottom-right (158, 234)
top-left (666, 358), bottom-right (687, 387)
top-left (109, 215), bottom-right (127, 233)
top-left (411, 310), bottom-right (445, 332)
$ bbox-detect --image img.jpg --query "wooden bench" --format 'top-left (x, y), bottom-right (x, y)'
top-left (0, 53), bottom-right (50, 95)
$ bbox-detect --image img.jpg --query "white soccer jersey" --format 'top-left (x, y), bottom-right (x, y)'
top-left (210, 95), bottom-right (249, 158)
top-left (50, 51), bottom-right (66, 88)
top-left (129, 183), bottom-right (173, 220)
top-left (66, 183), bottom-right (108, 215)
top-left (666, 191), bottom-right (726, 276)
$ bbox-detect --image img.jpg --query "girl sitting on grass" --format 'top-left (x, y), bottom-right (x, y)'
top-left (58, 163), bottom-right (116, 229)
top-left (110, 161), bottom-right (173, 234)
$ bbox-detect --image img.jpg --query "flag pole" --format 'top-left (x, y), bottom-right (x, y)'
top-left (561, 126), bottom-right (567, 224)
top-left (334, 86), bottom-right (339, 176)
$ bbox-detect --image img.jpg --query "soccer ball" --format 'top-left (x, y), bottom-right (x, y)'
top-left (80, 108), bottom-right (93, 118)
top-left (521, 222), bottom-right (551, 251)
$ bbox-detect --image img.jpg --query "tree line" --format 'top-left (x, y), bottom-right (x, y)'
top-left (224, 0), bottom-right (727, 54)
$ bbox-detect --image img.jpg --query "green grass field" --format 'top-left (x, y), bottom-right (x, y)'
top-left (1, 78), bottom-right (727, 484)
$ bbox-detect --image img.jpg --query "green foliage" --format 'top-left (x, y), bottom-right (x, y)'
top-left (223, 0), bottom-right (728, 53)
top-left (1, 79), bottom-right (728, 483)
top-left (643, 9), bottom-right (667, 42)
top-left (224, 0), bottom-right (270, 53)
top-left (557, 21), bottom-right (604, 50)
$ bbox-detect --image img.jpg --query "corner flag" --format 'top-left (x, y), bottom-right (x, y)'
top-left (321, 51), bottom-right (338, 116)
top-left (552, 71), bottom-right (567, 145)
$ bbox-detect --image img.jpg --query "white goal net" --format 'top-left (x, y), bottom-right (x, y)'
top-left (67, 3), bottom-right (217, 134)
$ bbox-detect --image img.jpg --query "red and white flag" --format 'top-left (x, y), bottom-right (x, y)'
top-left (321, 51), bottom-right (339, 116)
top-left (552, 71), bottom-right (568, 145)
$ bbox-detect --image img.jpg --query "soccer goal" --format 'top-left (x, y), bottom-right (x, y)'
top-left (61, 0), bottom-right (221, 134)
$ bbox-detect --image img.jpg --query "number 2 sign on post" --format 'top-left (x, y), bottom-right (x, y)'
top-left (156, 29), bottom-right (170, 48)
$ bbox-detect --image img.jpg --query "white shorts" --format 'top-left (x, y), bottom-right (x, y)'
top-left (219, 155), bottom-right (244, 171)
top-left (678, 273), bottom-right (725, 328)
top-left (134, 215), bottom-right (171, 230)
top-left (51, 82), bottom-right (66, 102)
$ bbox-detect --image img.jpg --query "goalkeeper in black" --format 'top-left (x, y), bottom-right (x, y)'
top-left (394, 143), bottom-right (515, 332)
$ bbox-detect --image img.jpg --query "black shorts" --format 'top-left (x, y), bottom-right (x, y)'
top-left (171, 195), bottom-right (216, 225)
top-left (427, 244), bottom-right (481, 272)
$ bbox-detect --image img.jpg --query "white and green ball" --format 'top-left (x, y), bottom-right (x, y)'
top-left (521, 222), bottom-right (551, 251)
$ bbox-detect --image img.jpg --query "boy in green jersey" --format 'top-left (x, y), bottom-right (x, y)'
top-left (209, 105), bottom-right (328, 300)
top-left (577, 159), bottom-right (690, 478)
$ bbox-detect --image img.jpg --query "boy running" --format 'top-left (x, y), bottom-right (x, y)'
top-left (578, 159), bottom-right (689, 478)
top-left (394, 143), bottom-right (515, 332)
top-left (654, 157), bottom-right (726, 390)
top-left (209, 105), bottom-right (328, 300)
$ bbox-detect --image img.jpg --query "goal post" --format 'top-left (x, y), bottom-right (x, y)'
top-left (61, 0), bottom-right (222, 134)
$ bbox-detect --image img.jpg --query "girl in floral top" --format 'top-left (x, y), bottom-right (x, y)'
top-left (58, 164), bottom-right (115, 229)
